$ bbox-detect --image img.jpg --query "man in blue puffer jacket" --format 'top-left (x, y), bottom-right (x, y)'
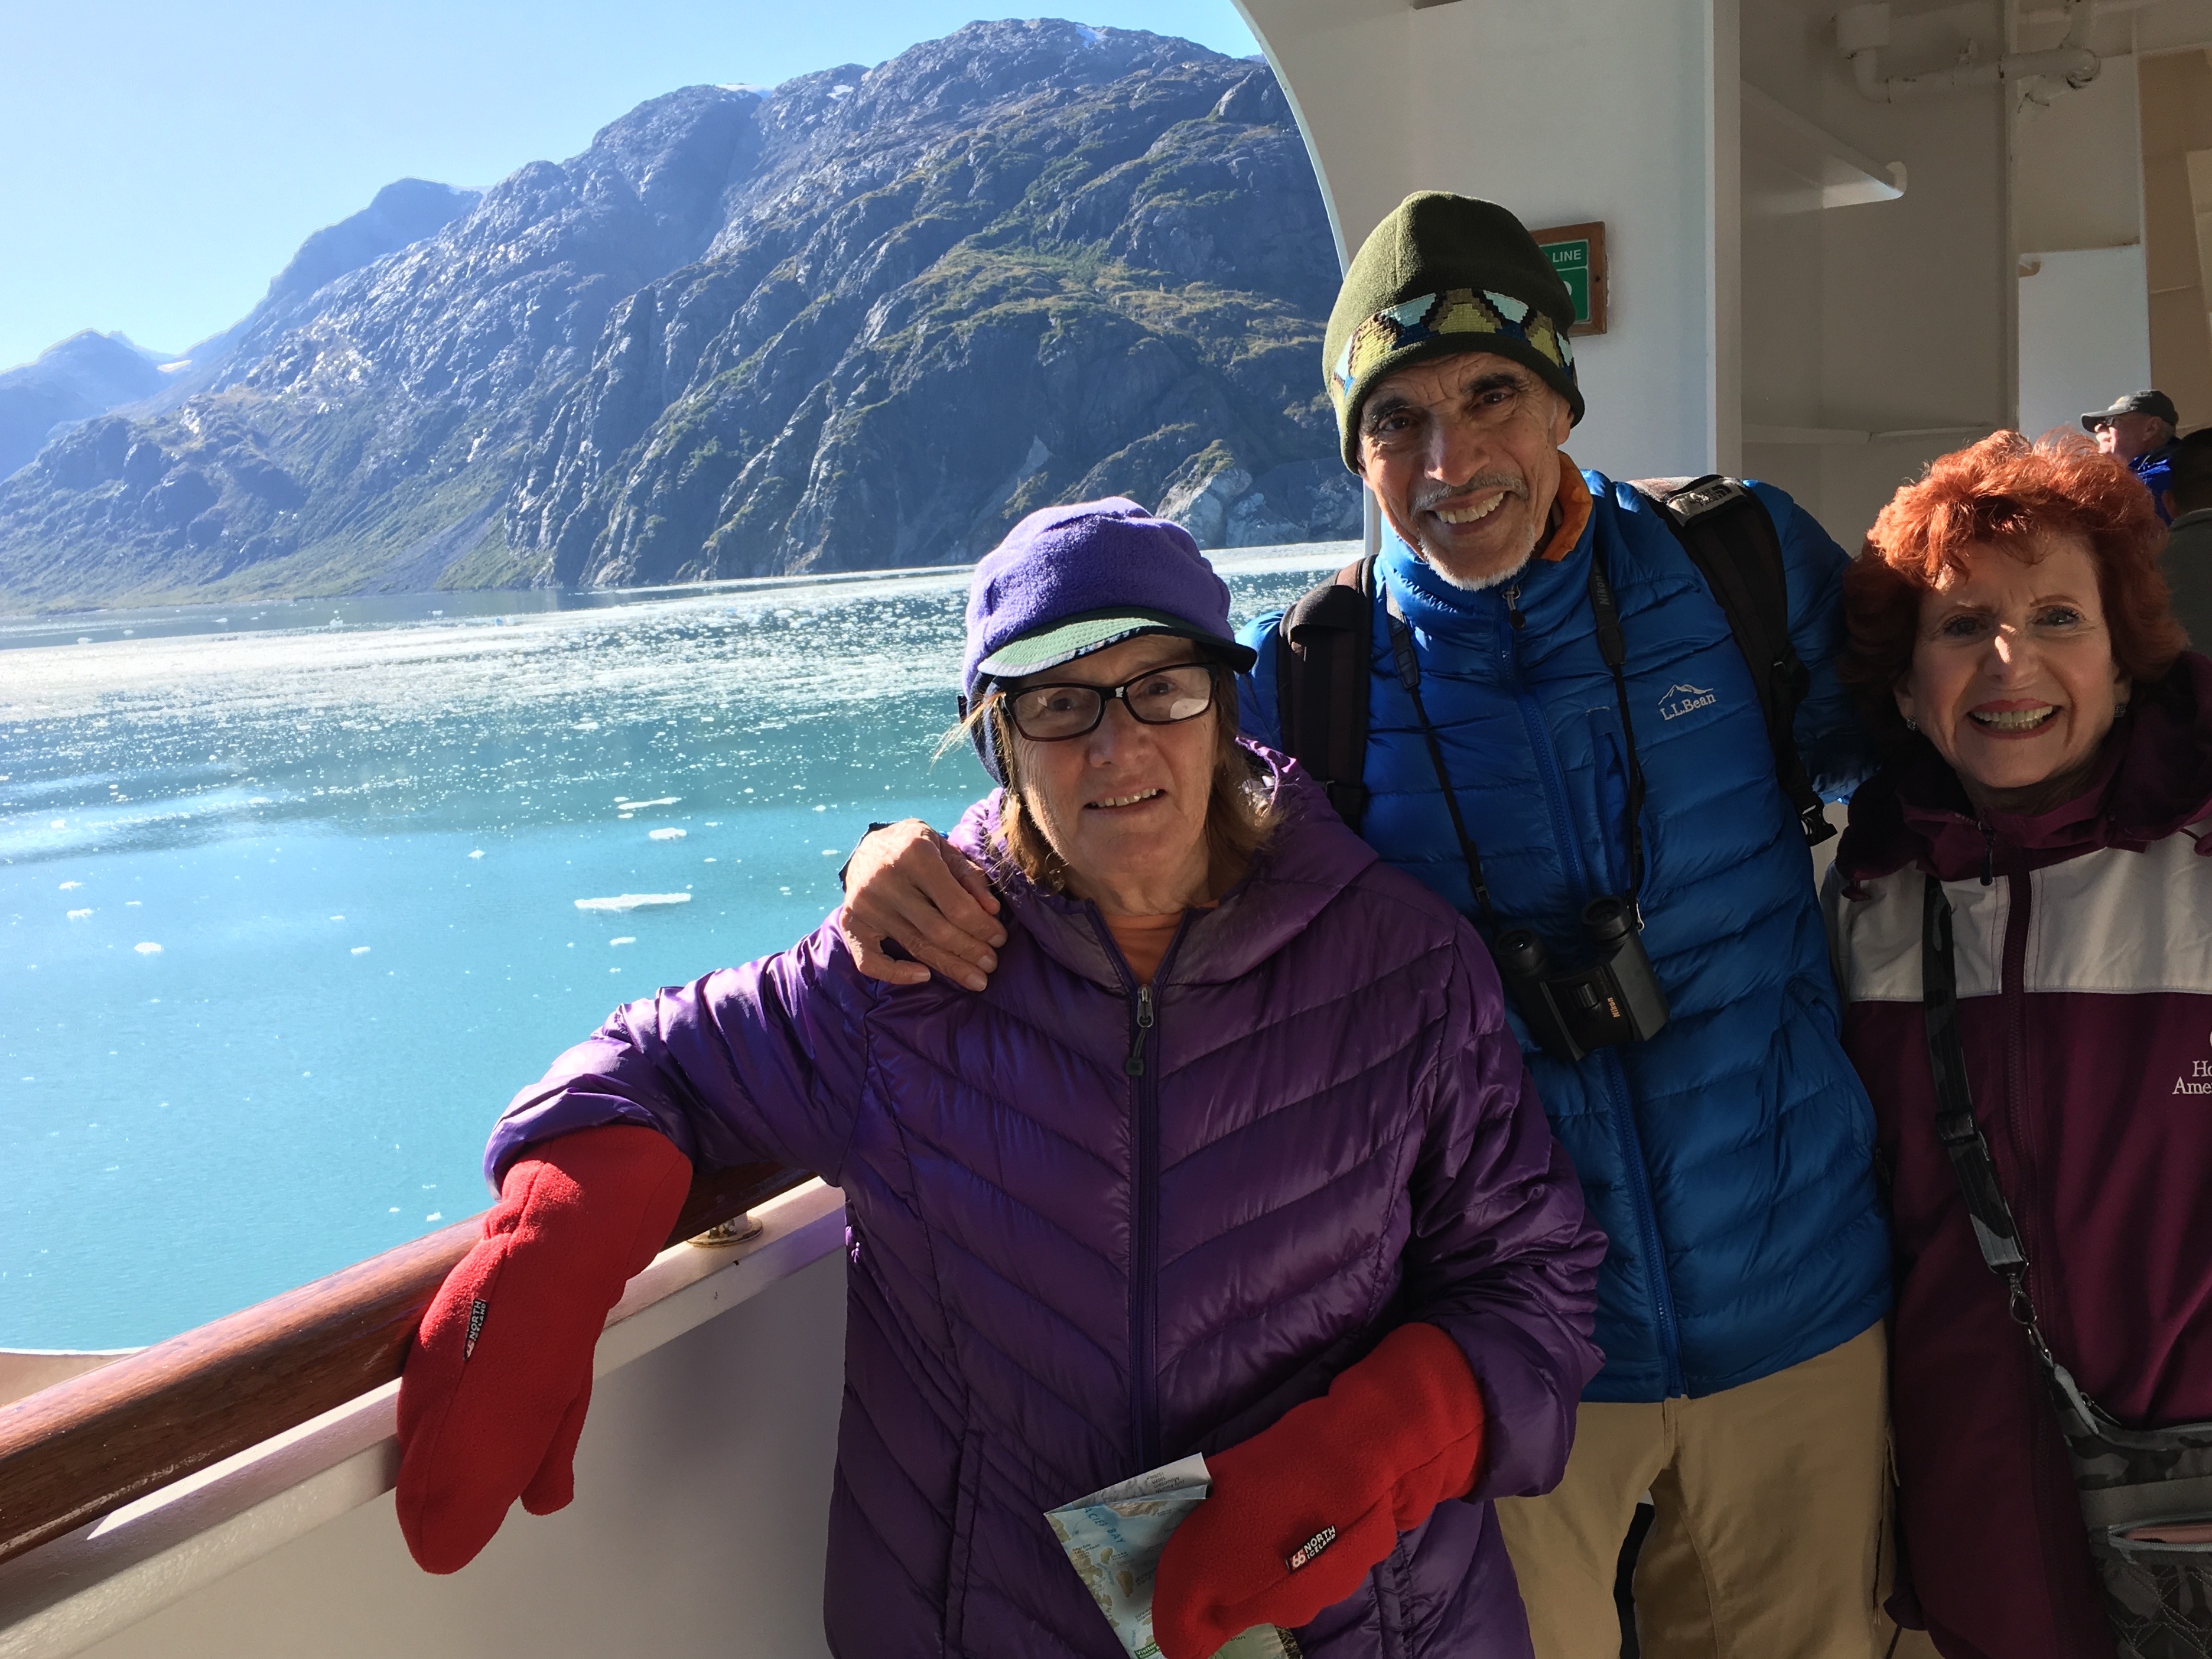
top-left (1240, 194), bottom-right (1891, 1656)
top-left (841, 195), bottom-right (1892, 1655)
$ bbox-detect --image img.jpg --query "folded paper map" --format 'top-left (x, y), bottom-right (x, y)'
top-left (1045, 1454), bottom-right (1301, 1659)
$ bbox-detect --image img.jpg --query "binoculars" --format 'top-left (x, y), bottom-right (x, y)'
top-left (1495, 897), bottom-right (1671, 1062)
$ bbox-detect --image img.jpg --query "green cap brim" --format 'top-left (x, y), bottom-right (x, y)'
top-left (977, 609), bottom-right (1255, 678)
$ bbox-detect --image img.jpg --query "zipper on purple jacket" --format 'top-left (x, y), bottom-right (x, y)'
top-left (1130, 980), bottom-right (1163, 1468)
top-left (1089, 906), bottom-right (1195, 1472)
top-left (1124, 985), bottom-right (1153, 1076)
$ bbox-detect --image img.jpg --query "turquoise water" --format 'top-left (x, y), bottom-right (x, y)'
top-left (0, 549), bottom-right (1346, 1348)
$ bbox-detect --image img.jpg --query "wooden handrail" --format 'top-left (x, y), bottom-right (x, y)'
top-left (0, 1157), bottom-right (810, 1569)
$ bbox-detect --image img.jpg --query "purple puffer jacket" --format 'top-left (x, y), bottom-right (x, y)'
top-left (488, 751), bottom-right (1604, 1659)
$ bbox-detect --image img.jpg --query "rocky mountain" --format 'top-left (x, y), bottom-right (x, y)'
top-left (0, 181), bottom-right (481, 494)
top-left (0, 333), bottom-right (171, 482)
top-left (0, 22), bottom-right (1351, 611)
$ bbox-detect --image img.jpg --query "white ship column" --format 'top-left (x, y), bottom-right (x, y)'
top-left (1236, 0), bottom-right (2159, 554)
top-left (1232, 0), bottom-right (1743, 484)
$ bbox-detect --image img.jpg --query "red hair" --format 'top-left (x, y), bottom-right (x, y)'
top-left (1840, 430), bottom-right (2182, 738)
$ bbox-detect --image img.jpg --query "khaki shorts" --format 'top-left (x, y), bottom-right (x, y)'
top-left (1494, 1323), bottom-right (1934, 1659)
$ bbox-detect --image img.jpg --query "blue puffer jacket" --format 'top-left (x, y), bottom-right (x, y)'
top-left (1240, 470), bottom-right (1888, 1401)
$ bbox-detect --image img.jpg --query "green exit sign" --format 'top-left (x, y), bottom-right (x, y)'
top-left (1533, 221), bottom-right (1607, 334)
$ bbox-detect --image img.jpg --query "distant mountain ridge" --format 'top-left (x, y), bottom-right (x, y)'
top-left (0, 23), bottom-right (1350, 611)
top-left (0, 333), bottom-right (170, 482)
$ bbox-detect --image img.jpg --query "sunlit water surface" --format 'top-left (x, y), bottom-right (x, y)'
top-left (0, 548), bottom-right (1346, 1348)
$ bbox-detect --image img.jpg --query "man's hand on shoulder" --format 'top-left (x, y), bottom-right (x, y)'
top-left (836, 819), bottom-right (1004, 991)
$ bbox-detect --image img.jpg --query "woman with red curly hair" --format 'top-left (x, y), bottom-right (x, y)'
top-left (1827, 430), bottom-right (2207, 1658)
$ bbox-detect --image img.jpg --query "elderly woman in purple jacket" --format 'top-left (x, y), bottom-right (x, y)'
top-left (393, 499), bottom-right (1603, 1659)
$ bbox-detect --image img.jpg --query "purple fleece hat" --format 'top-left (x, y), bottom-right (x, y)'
top-left (962, 497), bottom-right (1256, 700)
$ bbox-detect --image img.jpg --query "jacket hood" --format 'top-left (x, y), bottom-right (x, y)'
top-left (1835, 650), bottom-right (2212, 886)
top-left (949, 741), bottom-right (1381, 990)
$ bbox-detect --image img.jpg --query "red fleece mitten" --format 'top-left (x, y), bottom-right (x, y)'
top-left (1152, 1323), bottom-right (1485, 1658)
top-left (395, 1124), bottom-right (692, 1573)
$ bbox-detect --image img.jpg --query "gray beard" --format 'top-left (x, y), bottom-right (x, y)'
top-left (1421, 548), bottom-right (1534, 592)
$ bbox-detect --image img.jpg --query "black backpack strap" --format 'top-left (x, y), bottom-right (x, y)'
top-left (1276, 556), bottom-right (1377, 830)
top-left (1631, 475), bottom-right (1835, 847)
top-left (1921, 874), bottom-right (2065, 1374)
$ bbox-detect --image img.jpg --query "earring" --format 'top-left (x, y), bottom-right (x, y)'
top-left (1904, 716), bottom-right (1918, 731)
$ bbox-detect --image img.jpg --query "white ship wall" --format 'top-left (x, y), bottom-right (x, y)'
top-left (1242, 0), bottom-right (2212, 555)
top-left (1238, 0), bottom-right (1735, 484)
top-left (76, 1257), bottom-right (842, 1659)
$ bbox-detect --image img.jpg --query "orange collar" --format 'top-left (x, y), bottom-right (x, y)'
top-left (1537, 454), bottom-right (1590, 562)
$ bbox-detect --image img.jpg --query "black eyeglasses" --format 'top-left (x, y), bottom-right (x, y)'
top-left (1001, 663), bottom-right (1216, 741)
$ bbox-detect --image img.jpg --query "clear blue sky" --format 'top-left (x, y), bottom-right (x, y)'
top-left (0, 2), bottom-right (1261, 373)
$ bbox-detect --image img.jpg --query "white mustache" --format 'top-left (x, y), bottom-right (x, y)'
top-left (1413, 474), bottom-right (1525, 513)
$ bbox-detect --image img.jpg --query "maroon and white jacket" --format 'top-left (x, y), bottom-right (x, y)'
top-left (1825, 653), bottom-right (2212, 1659)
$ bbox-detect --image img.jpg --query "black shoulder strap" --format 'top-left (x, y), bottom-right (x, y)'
top-left (1922, 875), bottom-right (2126, 1437)
top-left (1631, 476), bottom-right (1834, 847)
top-left (1921, 874), bottom-right (2035, 1289)
top-left (1276, 556), bottom-right (1376, 829)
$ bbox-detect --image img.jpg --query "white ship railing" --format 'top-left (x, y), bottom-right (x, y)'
top-left (0, 1164), bottom-right (845, 1659)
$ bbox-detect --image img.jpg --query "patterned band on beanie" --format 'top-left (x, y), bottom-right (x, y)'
top-left (1327, 287), bottom-right (1577, 417)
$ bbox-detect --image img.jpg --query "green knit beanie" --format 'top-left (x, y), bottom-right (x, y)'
top-left (1325, 193), bottom-right (1585, 471)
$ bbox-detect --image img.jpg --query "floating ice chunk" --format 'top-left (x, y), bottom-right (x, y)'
top-left (126, 900), bottom-right (141, 907)
top-left (574, 893), bottom-right (692, 912)
top-left (67, 909), bottom-right (92, 920)
top-left (59, 881), bottom-right (81, 890)
top-left (50, 819), bottom-right (64, 829)
top-left (330, 914), bottom-right (344, 921)
top-left (249, 797), bottom-right (270, 806)
top-left (821, 849), bottom-right (837, 857)
top-left (427, 1211), bottom-right (443, 1222)
top-left (609, 936), bottom-right (636, 946)
top-left (352, 946), bottom-right (371, 955)
top-left (625, 797), bottom-right (680, 810)
top-left (134, 942), bottom-right (162, 955)
top-left (648, 827), bottom-right (687, 841)
top-left (468, 850), bottom-right (485, 859)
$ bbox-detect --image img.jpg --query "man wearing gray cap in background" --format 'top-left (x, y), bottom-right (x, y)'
top-left (2084, 389), bottom-right (2181, 522)
top-left (2161, 428), bottom-right (2212, 645)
